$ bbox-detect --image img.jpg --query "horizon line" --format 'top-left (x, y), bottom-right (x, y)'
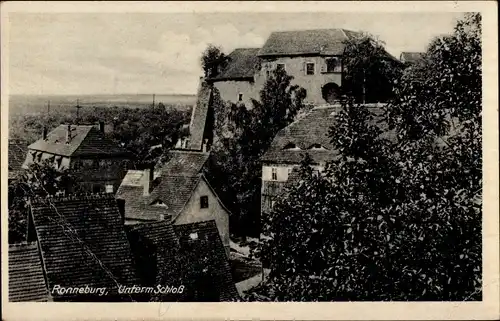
top-left (9, 92), bottom-right (198, 97)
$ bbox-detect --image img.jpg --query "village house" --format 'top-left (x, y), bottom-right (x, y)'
top-left (22, 122), bottom-right (132, 194)
top-left (260, 104), bottom-right (392, 214)
top-left (208, 28), bottom-right (368, 107)
top-left (116, 150), bottom-right (232, 256)
top-left (260, 105), bottom-right (340, 213)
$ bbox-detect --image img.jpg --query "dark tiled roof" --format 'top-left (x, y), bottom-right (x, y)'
top-left (149, 175), bottom-right (201, 217)
top-left (28, 125), bottom-right (130, 157)
top-left (261, 104), bottom-right (394, 164)
top-left (160, 150), bottom-right (209, 177)
top-left (29, 193), bottom-right (138, 301)
top-left (400, 52), bottom-right (424, 63)
top-left (210, 48), bottom-right (261, 81)
top-left (8, 242), bottom-right (50, 302)
top-left (186, 82), bottom-right (212, 151)
top-left (125, 220), bottom-right (180, 300)
top-left (116, 185), bottom-right (168, 221)
top-left (174, 220), bottom-right (239, 301)
top-left (258, 28), bottom-right (360, 57)
top-left (117, 151), bottom-right (209, 221)
top-left (8, 139), bottom-right (29, 180)
top-left (261, 106), bottom-right (341, 164)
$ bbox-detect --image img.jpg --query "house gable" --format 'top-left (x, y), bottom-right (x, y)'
top-left (172, 176), bottom-right (231, 254)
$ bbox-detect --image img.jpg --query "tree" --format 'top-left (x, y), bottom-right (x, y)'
top-left (8, 160), bottom-right (80, 244)
top-left (201, 45), bottom-right (229, 78)
top-left (248, 13), bottom-right (481, 301)
top-left (342, 33), bottom-right (403, 103)
top-left (206, 68), bottom-right (306, 236)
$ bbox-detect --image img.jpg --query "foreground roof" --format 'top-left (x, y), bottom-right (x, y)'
top-left (210, 48), bottom-right (261, 81)
top-left (258, 28), bottom-right (361, 57)
top-left (28, 124), bottom-right (130, 157)
top-left (29, 193), bottom-right (138, 301)
top-left (8, 242), bottom-right (50, 302)
top-left (174, 220), bottom-right (239, 301)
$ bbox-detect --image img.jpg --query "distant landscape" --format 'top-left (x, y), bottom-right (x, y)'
top-left (8, 94), bottom-right (197, 118)
top-left (8, 94), bottom-right (196, 147)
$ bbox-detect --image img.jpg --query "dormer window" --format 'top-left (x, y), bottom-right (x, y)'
top-left (152, 199), bottom-right (168, 208)
top-left (283, 143), bottom-right (301, 150)
top-left (309, 144), bottom-right (328, 150)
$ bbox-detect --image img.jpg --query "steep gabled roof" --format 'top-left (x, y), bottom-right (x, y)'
top-left (160, 150), bottom-right (210, 177)
top-left (258, 28), bottom-right (361, 57)
top-left (29, 194), bottom-right (138, 301)
top-left (8, 242), bottom-right (50, 302)
top-left (210, 48), bottom-right (261, 82)
top-left (174, 220), bottom-right (239, 301)
top-left (116, 151), bottom-right (210, 221)
top-left (262, 104), bottom-right (394, 165)
top-left (27, 124), bottom-right (130, 157)
top-left (262, 106), bottom-right (341, 164)
top-left (186, 82), bottom-right (212, 151)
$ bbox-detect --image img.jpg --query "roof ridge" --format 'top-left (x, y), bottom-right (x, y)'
top-left (270, 27), bottom-right (354, 33)
top-left (30, 192), bottom-right (116, 205)
top-left (8, 242), bottom-right (38, 251)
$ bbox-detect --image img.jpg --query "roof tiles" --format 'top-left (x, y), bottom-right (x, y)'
top-left (8, 242), bottom-right (50, 302)
top-left (258, 28), bottom-right (360, 57)
top-left (30, 194), bottom-right (138, 301)
top-left (210, 48), bottom-right (261, 81)
top-left (28, 125), bottom-right (130, 157)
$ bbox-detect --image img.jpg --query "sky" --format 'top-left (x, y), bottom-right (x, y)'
top-left (8, 12), bottom-right (464, 96)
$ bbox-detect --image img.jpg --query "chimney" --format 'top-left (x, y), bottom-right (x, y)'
top-left (99, 121), bottom-right (105, 134)
top-left (202, 138), bottom-right (209, 153)
top-left (42, 127), bottom-right (48, 140)
top-left (143, 164), bottom-right (154, 196)
top-left (66, 124), bottom-right (72, 143)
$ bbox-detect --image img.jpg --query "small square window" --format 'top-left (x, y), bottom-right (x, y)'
top-left (306, 62), bottom-right (315, 75)
top-left (238, 93), bottom-right (243, 102)
top-left (271, 168), bottom-right (278, 181)
top-left (200, 195), bottom-right (209, 209)
top-left (276, 63), bottom-right (285, 71)
top-left (105, 184), bottom-right (114, 194)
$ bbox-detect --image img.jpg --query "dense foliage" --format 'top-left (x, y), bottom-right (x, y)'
top-left (249, 13), bottom-right (482, 301)
top-left (9, 105), bottom-right (190, 163)
top-left (342, 33), bottom-right (403, 103)
top-left (206, 68), bottom-right (306, 236)
top-left (201, 44), bottom-right (229, 78)
top-left (8, 160), bottom-right (81, 244)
